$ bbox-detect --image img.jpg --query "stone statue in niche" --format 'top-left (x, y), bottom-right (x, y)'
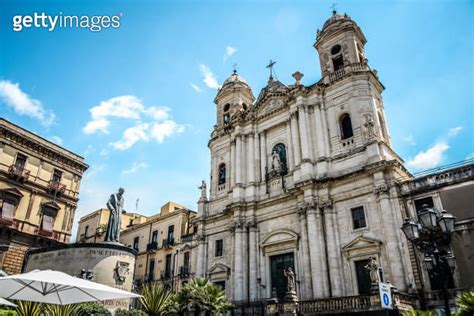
top-left (271, 149), bottom-right (282, 174)
top-left (104, 188), bottom-right (125, 243)
top-left (364, 256), bottom-right (380, 284)
top-left (284, 267), bottom-right (296, 292)
top-left (363, 113), bottom-right (376, 140)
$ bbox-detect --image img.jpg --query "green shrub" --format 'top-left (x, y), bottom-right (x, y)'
top-left (76, 302), bottom-right (111, 315)
top-left (115, 308), bottom-right (147, 316)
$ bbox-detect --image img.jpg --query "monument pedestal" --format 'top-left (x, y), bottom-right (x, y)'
top-left (24, 242), bottom-right (137, 313)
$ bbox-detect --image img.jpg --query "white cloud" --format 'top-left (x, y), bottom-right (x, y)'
top-left (402, 135), bottom-right (416, 146)
top-left (99, 148), bottom-right (109, 156)
top-left (122, 162), bottom-right (149, 175)
top-left (199, 64), bottom-right (220, 89)
top-left (406, 141), bottom-right (449, 170)
top-left (111, 122), bottom-right (150, 150)
top-left (0, 80), bottom-right (55, 126)
top-left (49, 136), bottom-right (63, 145)
top-left (448, 126), bottom-right (463, 136)
top-left (83, 118), bottom-right (110, 134)
top-left (223, 46), bottom-right (237, 62)
top-left (150, 120), bottom-right (185, 143)
top-left (190, 82), bottom-right (203, 93)
top-left (145, 106), bottom-right (170, 121)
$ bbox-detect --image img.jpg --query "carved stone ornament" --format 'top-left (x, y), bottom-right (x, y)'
top-left (114, 261), bottom-right (130, 283)
top-left (363, 113), bottom-right (376, 140)
top-left (374, 183), bottom-right (390, 197)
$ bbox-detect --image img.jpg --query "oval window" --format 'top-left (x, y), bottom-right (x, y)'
top-left (331, 44), bottom-right (342, 55)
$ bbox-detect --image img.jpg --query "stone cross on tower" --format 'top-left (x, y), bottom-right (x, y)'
top-left (331, 3), bottom-right (337, 14)
top-left (266, 59), bottom-right (276, 81)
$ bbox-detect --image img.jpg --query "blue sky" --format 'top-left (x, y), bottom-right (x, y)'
top-left (1, 0), bottom-right (472, 238)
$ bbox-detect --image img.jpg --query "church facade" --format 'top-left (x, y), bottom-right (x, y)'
top-left (194, 11), bottom-right (416, 302)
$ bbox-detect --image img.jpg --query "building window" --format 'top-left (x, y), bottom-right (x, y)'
top-left (14, 154), bottom-right (27, 169)
top-left (218, 164), bottom-right (226, 185)
top-left (165, 254), bottom-right (172, 278)
top-left (133, 236), bottom-right (139, 251)
top-left (331, 44), bottom-right (342, 55)
top-left (215, 239), bottom-right (223, 257)
top-left (183, 251), bottom-right (190, 268)
top-left (214, 281), bottom-right (226, 290)
top-left (414, 197), bottom-right (434, 214)
top-left (41, 214), bottom-right (54, 232)
top-left (0, 198), bottom-right (16, 222)
top-left (351, 206), bottom-right (367, 229)
top-left (167, 225), bottom-right (174, 244)
top-left (223, 104), bottom-right (231, 124)
top-left (332, 55), bottom-right (344, 71)
top-left (151, 230), bottom-right (158, 243)
top-left (84, 225), bottom-right (89, 237)
top-left (148, 259), bottom-right (155, 281)
top-left (340, 114), bottom-right (353, 139)
top-left (52, 169), bottom-right (62, 182)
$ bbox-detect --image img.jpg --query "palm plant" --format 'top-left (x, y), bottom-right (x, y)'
top-left (139, 283), bottom-right (173, 316)
top-left (456, 290), bottom-right (474, 315)
top-left (44, 304), bottom-right (80, 316)
top-left (404, 310), bottom-right (436, 316)
top-left (182, 277), bottom-right (232, 315)
top-left (14, 301), bottom-right (43, 316)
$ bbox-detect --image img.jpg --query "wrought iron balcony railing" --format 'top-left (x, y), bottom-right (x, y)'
top-left (48, 180), bottom-right (66, 195)
top-left (8, 165), bottom-right (30, 182)
top-left (146, 241), bottom-right (158, 252)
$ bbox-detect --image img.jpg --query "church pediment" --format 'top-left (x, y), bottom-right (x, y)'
top-left (342, 235), bottom-right (382, 258)
top-left (208, 262), bottom-right (231, 276)
top-left (260, 229), bottom-right (299, 252)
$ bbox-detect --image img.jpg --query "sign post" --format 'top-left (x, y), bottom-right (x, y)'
top-left (379, 282), bottom-right (393, 310)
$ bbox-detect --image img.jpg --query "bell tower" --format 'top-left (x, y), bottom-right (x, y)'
top-left (214, 70), bottom-right (255, 128)
top-left (314, 10), bottom-right (368, 78)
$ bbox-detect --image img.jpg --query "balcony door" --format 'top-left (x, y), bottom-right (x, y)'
top-left (355, 259), bottom-right (371, 295)
top-left (270, 252), bottom-right (294, 299)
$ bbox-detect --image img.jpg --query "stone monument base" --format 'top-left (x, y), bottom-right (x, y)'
top-left (24, 242), bottom-right (137, 314)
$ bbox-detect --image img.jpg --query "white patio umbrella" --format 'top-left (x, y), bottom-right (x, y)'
top-left (0, 269), bottom-right (140, 305)
top-left (0, 297), bottom-right (16, 307)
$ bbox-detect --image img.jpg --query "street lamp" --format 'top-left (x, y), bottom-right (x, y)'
top-left (401, 205), bottom-right (456, 316)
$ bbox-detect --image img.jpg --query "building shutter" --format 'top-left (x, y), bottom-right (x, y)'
top-left (42, 214), bottom-right (54, 232)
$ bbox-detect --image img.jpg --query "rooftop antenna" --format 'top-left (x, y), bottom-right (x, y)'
top-left (331, 3), bottom-right (337, 14)
top-left (266, 59), bottom-right (277, 81)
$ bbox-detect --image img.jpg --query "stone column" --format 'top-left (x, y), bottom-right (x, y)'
top-left (260, 132), bottom-right (267, 181)
top-left (230, 139), bottom-right (236, 187)
top-left (322, 202), bottom-right (342, 296)
top-left (286, 119), bottom-right (294, 171)
top-left (248, 134), bottom-right (256, 183)
top-left (248, 220), bottom-right (258, 300)
top-left (314, 104), bottom-right (328, 158)
top-left (290, 112), bottom-right (301, 166)
top-left (306, 203), bottom-right (326, 298)
top-left (320, 102), bottom-right (331, 157)
top-left (376, 183), bottom-right (406, 288)
top-left (298, 206), bottom-right (313, 299)
top-left (196, 233), bottom-right (206, 277)
top-left (234, 220), bottom-right (244, 301)
top-left (236, 135), bottom-right (243, 185)
top-left (298, 105), bottom-right (311, 161)
top-left (254, 132), bottom-right (261, 182)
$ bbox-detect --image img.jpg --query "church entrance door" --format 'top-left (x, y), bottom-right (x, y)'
top-left (354, 259), bottom-right (371, 295)
top-left (270, 252), bottom-right (294, 299)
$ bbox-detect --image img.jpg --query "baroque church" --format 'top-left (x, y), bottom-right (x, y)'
top-left (194, 10), bottom-right (416, 302)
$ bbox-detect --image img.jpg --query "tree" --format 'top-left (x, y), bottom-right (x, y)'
top-left (14, 301), bottom-right (43, 316)
top-left (456, 291), bottom-right (474, 316)
top-left (139, 283), bottom-right (174, 316)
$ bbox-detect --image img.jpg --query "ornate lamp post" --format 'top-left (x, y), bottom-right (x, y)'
top-left (401, 204), bottom-right (456, 316)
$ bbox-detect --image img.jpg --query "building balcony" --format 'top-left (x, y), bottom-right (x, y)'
top-left (179, 265), bottom-right (190, 277)
top-left (162, 237), bottom-right (175, 249)
top-left (160, 270), bottom-right (172, 280)
top-left (35, 228), bottom-right (54, 238)
top-left (8, 165), bottom-right (30, 183)
top-left (181, 234), bottom-right (193, 243)
top-left (327, 62), bottom-right (371, 83)
top-left (0, 216), bottom-right (18, 229)
top-left (146, 241), bottom-right (159, 252)
top-left (47, 180), bottom-right (66, 195)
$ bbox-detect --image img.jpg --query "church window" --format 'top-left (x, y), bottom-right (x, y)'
top-left (223, 114), bottom-right (230, 124)
top-left (414, 197), bottom-right (434, 214)
top-left (223, 104), bottom-right (230, 112)
top-left (340, 114), bottom-right (353, 139)
top-left (218, 164), bottom-right (226, 185)
top-left (351, 206), bottom-right (366, 229)
top-left (215, 239), bottom-right (223, 257)
top-left (271, 143), bottom-right (288, 176)
top-left (331, 44), bottom-right (342, 55)
top-left (242, 103), bottom-right (247, 111)
top-left (333, 55), bottom-right (344, 71)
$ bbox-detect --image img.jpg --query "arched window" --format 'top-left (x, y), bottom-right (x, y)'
top-left (340, 114), bottom-right (353, 140)
top-left (331, 44), bottom-right (344, 71)
top-left (271, 143), bottom-right (288, 176)
top-left (223, 104), bottom-right (230, 124)
top-left (218, 164), bottom-right (226, 185)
